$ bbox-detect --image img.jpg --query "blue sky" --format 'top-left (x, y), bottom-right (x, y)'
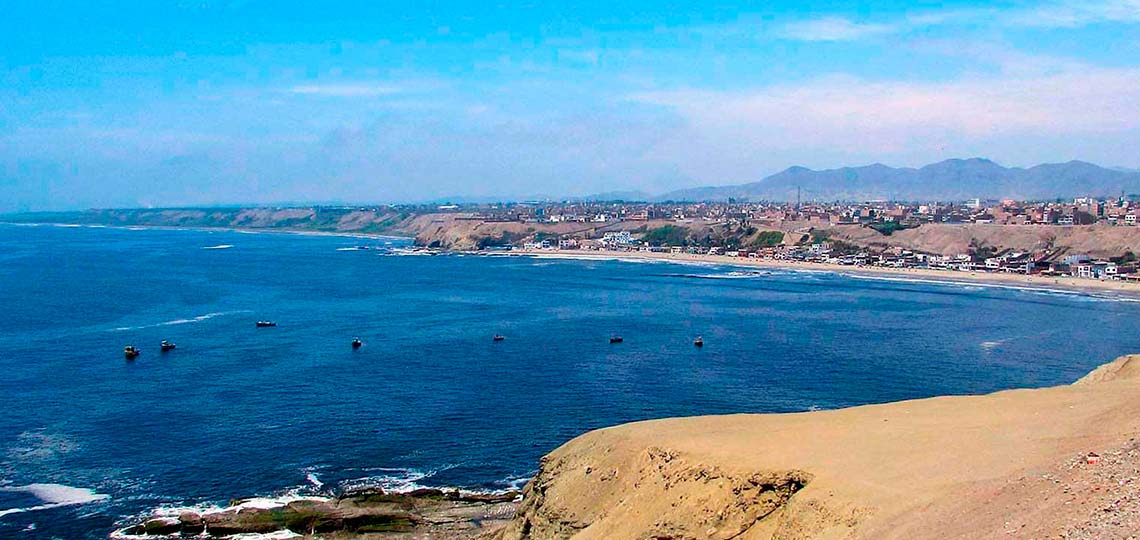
top-left (2, 1), bottom-right (1139, 210)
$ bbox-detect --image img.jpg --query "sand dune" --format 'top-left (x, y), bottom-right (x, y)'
top-left (493, 355), bottom-right (1140, 539)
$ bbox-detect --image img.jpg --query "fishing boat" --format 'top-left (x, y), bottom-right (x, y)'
top-left (160, 340), bottom-right (177, 352)
top-left (124, 346), bottom-right (140, 359)
top-left (609, 336), bottom-right (624, 344)
top-left (352, 338), bottom-right (363, 349)
top-left (694, 336), bottom-right (704, 347)
top-left (492, 335), bottom-right (505, 342)
top-left (256, 321), bottom-right (277, 327)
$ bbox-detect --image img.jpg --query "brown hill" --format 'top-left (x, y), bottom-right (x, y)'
top-left (493, 355), bottom-right (1140, 540)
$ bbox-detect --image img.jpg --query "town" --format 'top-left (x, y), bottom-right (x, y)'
top-left (422, 196), bottom-right (1140, 282)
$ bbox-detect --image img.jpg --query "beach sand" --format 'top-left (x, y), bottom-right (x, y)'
top-left (504, 249), bottom-right (1140, 296)
top-left (493, 355), bottom-right (1140, 540)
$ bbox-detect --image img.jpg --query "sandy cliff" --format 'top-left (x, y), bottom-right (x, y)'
top-left (494, 355), bottom-right (1140, 540)
top-left (828, 223), bottom-right (1140, 258)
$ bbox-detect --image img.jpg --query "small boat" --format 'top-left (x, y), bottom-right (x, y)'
top-left (124, 346), bottom-right (140, 359)
top-left (694, 336), bottom-right (704, 347)
top-left (160, 340), bottom-right (177, 352)
top-left (609, 336), bottom-right (624, 344)
top-left (256, 321), bottom-right (277, 328)
top-left (492, 335), bottom-right (505, 342)
top-left (352, 338), bottom-right (363, 349)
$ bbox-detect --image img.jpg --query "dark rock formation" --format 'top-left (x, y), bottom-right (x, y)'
top-left (118, 488), bottom-right (521, 538)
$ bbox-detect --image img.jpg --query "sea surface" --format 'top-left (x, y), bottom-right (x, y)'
top-left (2, 223), bottom-right (1140, 539)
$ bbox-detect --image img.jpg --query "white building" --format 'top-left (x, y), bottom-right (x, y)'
top-left (601, 231), bottom-right (632, 247)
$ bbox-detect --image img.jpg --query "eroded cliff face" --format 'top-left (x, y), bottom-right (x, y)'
top-left (491, 356), bottom-right (1140, 540)
top-left (494, 440), bottom-right (862, 540)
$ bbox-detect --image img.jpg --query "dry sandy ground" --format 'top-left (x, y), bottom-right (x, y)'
top-left (504, 249), bottom-right (1140, 296)
top-left (829, 223), bottom-right (1140, 260)
top-left (488, 355), bottom-right (1140, 540)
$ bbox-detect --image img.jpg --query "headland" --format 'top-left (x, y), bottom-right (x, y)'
top-left (117, 355), bottom-right (1140, 539)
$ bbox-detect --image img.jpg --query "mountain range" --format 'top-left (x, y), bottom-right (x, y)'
top-left (594, 159), bottom-right (1140, 203)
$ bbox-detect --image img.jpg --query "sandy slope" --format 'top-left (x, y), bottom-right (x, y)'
top-left (492, 355), bottom-right (1140, 540)
top-left (828, 223), bottom-right (1140, 259)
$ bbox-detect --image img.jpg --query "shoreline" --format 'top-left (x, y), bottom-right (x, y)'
top-left (497, 248), bottom-right (1140, 297)
top-left (11, 221), bottom-right (1138, 297)
top-left (0, 221), bottom-right (415, 242)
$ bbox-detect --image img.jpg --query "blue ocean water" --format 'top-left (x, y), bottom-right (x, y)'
top-left (2, 223), bottom-right (1140, 538)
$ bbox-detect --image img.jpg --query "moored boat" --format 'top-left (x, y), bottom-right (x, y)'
top-left (352, 338), bottom-right (363, 349)
top-left (256, 321), bottom-right (277, 327)
top-left (160, 340), bottom-right (177, 352)
top-left (492, 335), bottom-right (505, 342)
top-left (694, 336), bottom-right (704, 347)
top-left (609, 336), bottom-right (623, 344)
top-left (124, 346), bottom-right (140, 359)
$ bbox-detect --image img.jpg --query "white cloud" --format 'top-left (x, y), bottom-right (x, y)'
top-left (285, 83), bottom-right (402, 97)
top-left (629, 67), bottom-right (1140, 177)
top-left (781, 17), bottom-right (897, 41)
top-left (777, 1), bottom-right (1140, 42)
top-left (1008, 0), bottom-right (1140, 28)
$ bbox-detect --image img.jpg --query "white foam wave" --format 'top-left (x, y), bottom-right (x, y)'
top-left (305, 473), bottom-right (323, 489)
top-left (491, 474), bottom-right (533, 493)
top-left (111, 310), bottom-right (251, 332)
top-left (339, 468), bottom-right (436, 493)
top-left (511, 252), bottom-right (718, 268)
top-left (0, 484), bottom-right (109, 518)
top-left (135, 493), bottom-right (331, 524)
top-left (5, 431), bottom-right (78, 462)
top-left (839, 272), bottom-right (1140, 303)
top-left (202, 244), bottom-right (234, 250)
top-left (671, 270), bottom-right (771, 280)
top-left (224, 532), bottom-right (302, 540)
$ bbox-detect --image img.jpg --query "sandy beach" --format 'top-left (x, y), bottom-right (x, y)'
top-left (504, 248), bottom-right (1140, 296)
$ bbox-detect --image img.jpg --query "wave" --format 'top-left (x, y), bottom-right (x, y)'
top-left (841, 272), bottom-right (1140, 302)
top-left (0, 484), bottom-right (109, 518)
top-left (665, 270), bottom-right (772, 280)
top-left (305, 472), bottom-right (323, 489)
top-left (202, 244), bottom-right (234, 250)
top-left (512, 252), bottom-right (718, 268)
top-left (110, 310), bottom-right (251, 332)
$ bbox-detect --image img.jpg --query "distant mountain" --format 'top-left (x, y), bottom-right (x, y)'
top-left (578, 190), bottom-right (653, 202)
top-left (650, 159), bottom-right (1140, 202)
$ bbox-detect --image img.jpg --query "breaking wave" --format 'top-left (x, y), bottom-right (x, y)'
top-left (0, 484), bottom-right (109, 518)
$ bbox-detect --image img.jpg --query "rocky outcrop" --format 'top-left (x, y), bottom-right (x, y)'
top-left (118, 488), bottom-right (519, 538)
top-left (496, 444), bottom-right (828, 540)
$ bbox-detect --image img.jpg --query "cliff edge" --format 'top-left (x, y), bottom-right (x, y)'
top-left (495, 355), bottom-right (1140, 540)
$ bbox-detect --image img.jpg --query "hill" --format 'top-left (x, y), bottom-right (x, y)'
top-left (494, 354), bottom-right (1140, 540)
top-left (653, 158), bottom-right (1140, 202)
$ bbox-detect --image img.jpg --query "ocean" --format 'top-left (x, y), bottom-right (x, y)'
top-left (2, 223), bottom-right (1140, 539)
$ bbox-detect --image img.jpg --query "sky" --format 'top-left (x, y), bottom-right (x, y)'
top-left (2, 0), bottom-right (1140, 211)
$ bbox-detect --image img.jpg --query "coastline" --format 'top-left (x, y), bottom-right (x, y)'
top-left (0, 221), bottom-right (414, 242)
top-left (498, 248), bottom-right (1140, 297)
top-left (8, 221), bottom-right (1140, 297)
